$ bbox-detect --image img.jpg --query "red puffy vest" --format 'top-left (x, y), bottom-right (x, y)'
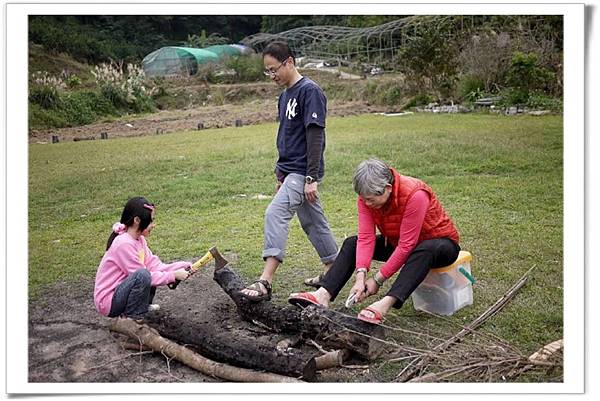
top-left (368, 169), bottom-right (459, 246)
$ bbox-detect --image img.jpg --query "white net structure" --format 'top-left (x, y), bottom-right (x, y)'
top-left (241, 15), bottom-right (561, 69)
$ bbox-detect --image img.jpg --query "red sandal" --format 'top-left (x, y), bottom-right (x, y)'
top-left (288, 292), bottom-right (325, 308)
top-left (357, 306), bottom-right (384, 325)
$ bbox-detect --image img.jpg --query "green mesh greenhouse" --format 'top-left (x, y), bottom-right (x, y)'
top-left (141, 44), bottom-right (254, 77)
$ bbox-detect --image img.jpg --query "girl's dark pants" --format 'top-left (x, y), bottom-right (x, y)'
top-left (108, 269), bottom-right (156, 319)
top-left (319, 235), bottom-right (460, 308)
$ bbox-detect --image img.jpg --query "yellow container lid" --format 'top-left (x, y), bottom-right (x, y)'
top-left (433, 251), bottom-right (472, 273)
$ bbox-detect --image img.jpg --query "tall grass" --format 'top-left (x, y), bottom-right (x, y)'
top-left (29, 113), bottom-right (563, 357)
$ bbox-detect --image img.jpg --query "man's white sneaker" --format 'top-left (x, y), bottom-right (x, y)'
top-left (148, 304), bottom-right (160, 312)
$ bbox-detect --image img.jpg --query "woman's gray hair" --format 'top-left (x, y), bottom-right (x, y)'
top-left (352, 158), bottom-right (394, 196)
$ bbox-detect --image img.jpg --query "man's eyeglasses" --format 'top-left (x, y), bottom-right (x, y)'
top-left (263, 60), bottom-right (287, 76)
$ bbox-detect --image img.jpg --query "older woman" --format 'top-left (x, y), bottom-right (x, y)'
top-left (288, 158), bottom-right (460, 324)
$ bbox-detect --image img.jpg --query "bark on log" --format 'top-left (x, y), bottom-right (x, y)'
top-left (109, 317), bottom-right (303, 383)
top-left (144, 313), bottom-right (317, 381)
top-left (214, 265), bottom-right (386, 360)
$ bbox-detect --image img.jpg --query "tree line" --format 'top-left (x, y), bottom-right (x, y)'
top-left (28, 15), bottom-right (403, 63)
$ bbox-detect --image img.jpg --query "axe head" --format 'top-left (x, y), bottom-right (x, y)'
top-left (209, 246), bottom-right (229, 270)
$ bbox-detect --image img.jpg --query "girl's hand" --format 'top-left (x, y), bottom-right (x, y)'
top-left (174, 269), bottom-right (190, 281)
top-left (365, 277), bottom-right (380, 296)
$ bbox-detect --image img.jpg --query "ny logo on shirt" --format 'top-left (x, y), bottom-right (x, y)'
top-left (286, 98), bottom-right (298, 120)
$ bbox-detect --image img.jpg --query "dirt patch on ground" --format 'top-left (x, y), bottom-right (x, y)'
top-left (28, 256), bottom-right (374, 383)
top-left (29, 99), bottom-right (384, 144)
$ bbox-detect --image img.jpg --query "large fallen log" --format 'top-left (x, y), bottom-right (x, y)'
top-left (213, 265), bottom-right (386, 360)
top-left (109, 317), bottom-right (303, 383)
top-left (144, 313), bottom-right (317, 381)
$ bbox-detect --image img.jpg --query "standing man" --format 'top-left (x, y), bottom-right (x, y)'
top-left (240, 41), bottom-right (338, 301)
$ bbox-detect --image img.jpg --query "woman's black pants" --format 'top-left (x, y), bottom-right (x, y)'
top-left (319, 235), bottom-right (460, 308)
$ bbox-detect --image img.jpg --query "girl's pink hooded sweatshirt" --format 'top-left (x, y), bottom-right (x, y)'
top-left (93, 232), bottom-right (189, 316)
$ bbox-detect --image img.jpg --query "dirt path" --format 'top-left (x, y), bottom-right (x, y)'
top-left (29, 100), bottom-right (382, 144)
top-left (28, 257), bottom-right (373, 383)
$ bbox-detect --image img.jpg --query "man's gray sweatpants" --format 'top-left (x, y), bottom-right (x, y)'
top-left (263, 173), bottom-right (338, 264)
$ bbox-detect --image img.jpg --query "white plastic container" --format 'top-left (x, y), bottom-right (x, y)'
top-left (411, 251), bottom-right (475, 316)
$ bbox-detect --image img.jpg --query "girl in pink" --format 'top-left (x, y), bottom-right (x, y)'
top-left (94, 196), bottom-right (190, 320)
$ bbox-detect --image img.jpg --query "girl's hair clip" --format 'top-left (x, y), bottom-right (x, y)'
top-left (112, 222), bottom-right (127, 234)
top-left (143, 203), bottom-right (155, 211)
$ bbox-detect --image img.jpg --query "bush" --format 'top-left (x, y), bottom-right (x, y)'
top-left (29, 85), bottom-right (62, 109)
top-left (506, 52), bottom-right (555, 95)
top-left (28, 84), bottom-right (138, 130)
top-left (397, 23), bottom-right (458, 93)
top-left (196, 63), bottom-right (219, 84)
top-left (92, 61), bottom-right (155, 113)
top-left (492, 52), bottom-right (557, 106)
top-left (150, 77), bottom-right (168, 98)
top-left (526, 92), bottom-right (563, 111)
top-left (65, 91), bottom-right (119, 124)
top-left (383, 84), bottom-right (404, 106)
top-left (363, 80), bottom-right (406, 106)
top-left (65, 75), bottom-right (82, 88)
top-left (458, 32), bottom-right (512, 93)
top-left (61, 94), bottom-right (98, 125)
top-left (29, 71), bottom-right (65, 108)
top-left (458, 75), bottom-right (486, 102)
top-left (224, 54), bottom-right (267, 83)
top-left (403, 93), bottom-right (435, 109)
top-left (496, 88), bottom-right (529, 106)
top-left (322, 82), bottom-right (362, 102)
top-left (29, 103), bottom-right (68, 129)
top-left (208, 88), bottom-right (226, 106)
top-left (29, 89), bottom-right (123, 130)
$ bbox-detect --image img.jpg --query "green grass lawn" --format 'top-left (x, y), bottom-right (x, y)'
top-left (29, 112), bottom-right (563, 375)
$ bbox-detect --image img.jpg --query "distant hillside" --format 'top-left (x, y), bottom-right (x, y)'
top-left (29, 43), bottom-right (95, 86)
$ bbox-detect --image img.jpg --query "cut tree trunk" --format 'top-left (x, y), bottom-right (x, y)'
top-left (314, 349), bottom-right (350, 370)
top-left (213, 265), bottom-right (386, 360)
top-left (144, 313), bottom-right (317, 381)
top-left (109, 317), bottom-right (303, 383)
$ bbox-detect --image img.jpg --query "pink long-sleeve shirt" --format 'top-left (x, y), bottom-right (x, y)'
top-left (356, 189), bottom-right (429, 279)
top-left (93, 232), bottom-right (190, 316)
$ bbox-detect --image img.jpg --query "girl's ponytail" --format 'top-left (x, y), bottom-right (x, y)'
top-left (106, 231), bottom-right (118, 251)
top-left (106, 222), bottom-right (127, 250)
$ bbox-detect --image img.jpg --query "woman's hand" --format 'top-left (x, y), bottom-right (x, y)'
top-left (365, 277), bottom-right (380, 296)
top-left (174, 269), bottom-right (190, 281)
top-left (351, 274), bottom-right (368, 303)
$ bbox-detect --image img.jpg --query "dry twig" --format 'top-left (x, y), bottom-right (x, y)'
top-left (395, 265), bottom-right (536, 382)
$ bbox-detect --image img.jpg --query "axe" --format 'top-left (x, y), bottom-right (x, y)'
top-left (168, 246), bottom-right (229, 289)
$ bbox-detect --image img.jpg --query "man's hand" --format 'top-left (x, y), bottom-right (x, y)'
top-left (304, 182), bottom-right (319, 203)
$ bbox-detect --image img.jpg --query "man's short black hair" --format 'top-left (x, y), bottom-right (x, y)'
top-left (262, 41), bottom-right (295, 64)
